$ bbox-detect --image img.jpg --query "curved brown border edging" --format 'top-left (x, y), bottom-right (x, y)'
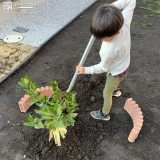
top-left (18, 86), bottom-right (54, 113)
top-left (124, 98), bottom-right (144, 143)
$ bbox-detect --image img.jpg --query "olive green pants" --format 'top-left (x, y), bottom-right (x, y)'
top-left (102, 73), bottom-right (126, 115)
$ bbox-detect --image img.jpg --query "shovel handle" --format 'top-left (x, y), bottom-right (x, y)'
top-left (66, 35), bottom-right (95, 92)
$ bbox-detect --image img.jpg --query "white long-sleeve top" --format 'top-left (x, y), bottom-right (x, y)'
top-left (85, 0), bottom-right (136, 76)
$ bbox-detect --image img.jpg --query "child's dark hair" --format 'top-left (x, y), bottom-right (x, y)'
top-left (90, 4), bottom-right (124, 39)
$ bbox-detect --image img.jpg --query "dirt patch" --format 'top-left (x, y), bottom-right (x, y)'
top-left (0, 0), bottom-right (160, 160)
top-left (0, 40), bottom-right (36, 79)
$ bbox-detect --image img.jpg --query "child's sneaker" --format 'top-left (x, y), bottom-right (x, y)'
top-left (90, 110), bottom-right (110, 121)
top-left (112, 89), bottom-right (121, 97)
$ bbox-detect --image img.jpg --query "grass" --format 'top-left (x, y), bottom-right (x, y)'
top-left (131, 22), bottom-right (139, 28)
top-left (143, 14), bottom-right (154, 18)
top-left (140, 1), bottom-right (160, 16)
top-left (141, 23), bottom-right (152, 29)
top-left (131, 22), bottom-right (152, 29)
top-left (141, 24), bottom-right (147, 29)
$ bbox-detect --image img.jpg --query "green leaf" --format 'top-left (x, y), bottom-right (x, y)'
top-left (68, 119), bottom-right (75, 126)
top-left (56, 105), bottom-right (62, 116)
top-left (18, 81), bottom-right (27, 88)
top-left (28, 114), bottom-right (33, 122)
top-left (51, 91), bottom-right (60, 103)
top-left (24, 75), bottom-right (29, 79)
top-left (50, 81), bottom-right (59, 91)
top-left (62, 119), bottom-right (70, 127)
top-left (54, 118), bottom-right (65, 128)
top-left (39, 96), bottom-right (46, 104)
top-left (30, 97), bottom-right (39, 104)
top-left (33, 117), bottom-right (38, 123)
top-left (35, 109), bottom-right (53, 116)
top-left (36, 102), bottom-right (46, 108)
top-left (24, 122), bottom-right (35, 127)
top-left (67, 108), bottom-right (77, 113)
top-left (46, 106), bottom-right (56, 115)
top-left (35, 122), bottom-right (44, 129)
top-left (29, 82), bottom-right (37, 91)
top-left (59, 99), bottom-right (64, 105)
top-left (66, 115), bottom-right (76, 126)
top-left (41, 115), bottom-right (53, 120)
top-left (37, 91), bottom-right (41, 96)
top-left (70, 113), bottom-right (78, 118)
top-left (34, 109), bottom-right (45, 115)
top-left (45, 121), bottom-right (55, 130)
top-left (24, 89), bottom-right (35, 96)
top-left (23, 77), bottom-right (29, 85)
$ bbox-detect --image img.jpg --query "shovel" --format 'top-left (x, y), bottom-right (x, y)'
top-left (66, 35), bottom-right (95, 92)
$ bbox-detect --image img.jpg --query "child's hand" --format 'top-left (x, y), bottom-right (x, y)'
top-left (76, 65), bottom-right (85, 74)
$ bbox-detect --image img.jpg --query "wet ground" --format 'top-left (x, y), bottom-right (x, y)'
top-left (0, 0), bottom-right (160, 160)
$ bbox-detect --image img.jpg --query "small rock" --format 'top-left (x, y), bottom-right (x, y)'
top-left (99, 135), bottom-right (103, 140)
top-left (90, 75), bottom-right (101, 85)
top-left (85, 107), bottom-right (92, 112)
top-left (70, 155), bottom-right (75, 159)
top-left (13, 138), bottom-right (17, 141)
top-left (98, 122), bottom-right (103, 129)
top-left (69, 146), bottom-right (73, 151)
top-left (92, 155), bottom-right (96, 158)
top-left (90, 96), bottom-right (95, 103)
top-left (49, 142), bottom-right (53, 147)
top-left (96, 138), bottom-right (100, 143)
top-left (92, 121), bottom-right (97, 126)
top-left (83, 77), bottom-right (88, 82)
top-left (102, 132), bottom-right (106, 136)
top-left (94, 127), bottom-right (98, 131)
top-left (96, 149), bottom-right (101, 156)
top-left (41, 147), bottom-right (48, 155)
top-left (77, 141), bottom-right (81, 146)
top-left (84, 156), bottom-right (90, 160)
top-left (35, 155), bottom-right (39, 160)
top-left (78, 154), bottom-right (82, 159)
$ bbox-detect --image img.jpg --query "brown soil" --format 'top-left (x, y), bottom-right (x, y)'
top-left (0, 0), bottom-right (160, 160)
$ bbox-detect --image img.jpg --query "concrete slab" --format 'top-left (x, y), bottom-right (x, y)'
top-left (0, 0), bottom-right (96, 83)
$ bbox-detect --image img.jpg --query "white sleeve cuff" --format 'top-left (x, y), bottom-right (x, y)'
top-left (85, 67), bottom-right (94, 74)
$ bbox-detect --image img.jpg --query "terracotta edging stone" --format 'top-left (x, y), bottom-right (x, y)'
top-left (124, 98), bottom-right (144, 143)
top-left (18, 86), bottom-right (54, 113)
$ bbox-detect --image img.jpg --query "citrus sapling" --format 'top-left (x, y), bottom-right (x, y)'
top-left (18, 75), bottom-right (78, 146)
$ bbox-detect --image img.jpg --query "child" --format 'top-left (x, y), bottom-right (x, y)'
top-left (76, 0), bottom-right (136, 121)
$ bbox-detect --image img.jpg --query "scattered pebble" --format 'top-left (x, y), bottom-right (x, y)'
top-left (77, 141), bottom-right (81, 146)
top-left (69, 146), bottom-right (73, 151)
top-left (84, 155), bottom-right (90, 160)
top-left (85, 107), bottom-right (92, 112)
top-left (90, 75), bottom-right (101, 85)
top-left (96, 138), bottom-right (100, 143)
top-left (78, 154), bottom-right (82, 159)
top-left (99, 135), bottom-right (103, 140)
top-left (90, 96), bottom-right (95, 103)
top-left (96, 149), bottom-right (101, 156)
top-left (98, 122), bottom-right (103, 129)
